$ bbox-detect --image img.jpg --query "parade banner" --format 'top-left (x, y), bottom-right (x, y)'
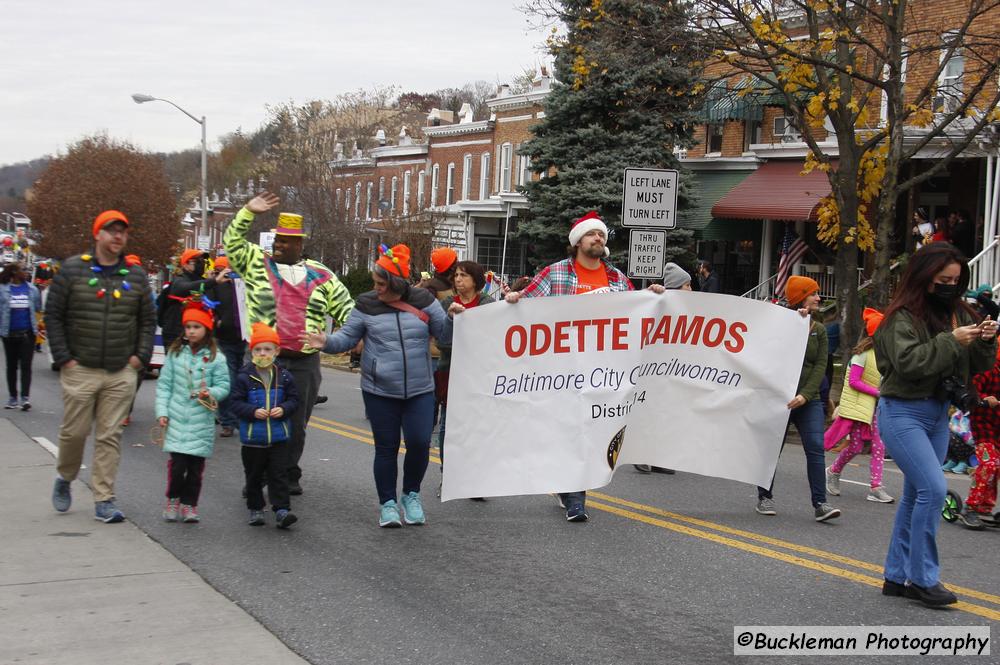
top-left (442, 290), bottom-right (809, 501)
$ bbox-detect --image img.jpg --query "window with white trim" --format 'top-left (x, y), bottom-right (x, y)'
top-left (391, 176), bottom-right (398, 212)
top-left (366, 182), bottom-right (373, 219)
top-left (336, 188), bottom-right (342, 211)
top-left (936, 32), bottom-right (964, 113)
top-left (880, 46), bottom-right (909, 127)
top-left (344, 186), bottom-right (350, 213)
top-left (479, 153), bottom-right (491, 200)
top-left (354, 183), bottom-right (361, 220)
top-left (462, 154), bottom-right (473, 201)
top-left (431, 164), bottom-right (440, 206)
top-left (378, 177), bottom-right (385, 216)
top-left (417, 170), bottom-right (426, 209)
top-left (446, 163), bottom-right (455, 205)
top-left (499, 143), bottom-right (513, 192)
top-left (402, 171), bottom-right (411, 215)
top-left (518, 153), bottom-right (532, 186)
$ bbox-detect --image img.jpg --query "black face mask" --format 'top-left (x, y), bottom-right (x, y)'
top-left (928, 283), bottom-right (962, 306)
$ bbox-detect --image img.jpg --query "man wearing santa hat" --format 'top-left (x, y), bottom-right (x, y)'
top-left (505, 211), bottom-right (665, 521)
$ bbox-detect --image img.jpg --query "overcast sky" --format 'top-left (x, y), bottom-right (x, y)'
top-left (2, 0), bottom-right (550, 166)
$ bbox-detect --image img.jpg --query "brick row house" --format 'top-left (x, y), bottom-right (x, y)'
top-left (686, 1), bottom-right (1000, 297)
top-left (326, 74), bottom-right (553, 280)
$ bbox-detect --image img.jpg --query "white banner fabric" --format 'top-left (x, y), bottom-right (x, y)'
top-left (441, 290), bottom-right (809, 501)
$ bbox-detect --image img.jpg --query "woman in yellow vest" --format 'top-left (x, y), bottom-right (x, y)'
top-left (824, 308), bottom-right (894, 503)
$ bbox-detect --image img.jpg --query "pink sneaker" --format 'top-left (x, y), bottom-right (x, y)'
top-left (162, 498), bottom-right (180, 522)
top-left (180, 504), bottom-right (200, 523)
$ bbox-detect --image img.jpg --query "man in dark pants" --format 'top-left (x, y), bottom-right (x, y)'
top-left (505, 211), bottom-right (666, 522)
top-left (223, 192), bottom-right (354, 495)
top-left (212, 256), bottom-right (247, 437)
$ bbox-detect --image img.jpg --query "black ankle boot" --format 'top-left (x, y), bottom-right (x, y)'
top-left (904, 582), bottom-right (958, 607)
top-left (881, 580), bottom-right (906, 597)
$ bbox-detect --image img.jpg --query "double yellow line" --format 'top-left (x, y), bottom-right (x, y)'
top-left (309, 415), bottom-right (1000, 621)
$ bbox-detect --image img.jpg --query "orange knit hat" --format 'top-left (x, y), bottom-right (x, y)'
top-left (182, 303), bottom-right (214, 330)
top-left (250, 322), bottom-right (280, 349)
top-left (376, 243), bottom-right (411, 279)
top-left (214, 256), bottom-right (229, 269)
top-left (862, 307), bottom-right (884, 337)
top-left (430, 247), bottom-right (457, 274)
top-left (92, 210), bottom-right (129, 238)
top-left (785, 275), bottom-right (820, 307)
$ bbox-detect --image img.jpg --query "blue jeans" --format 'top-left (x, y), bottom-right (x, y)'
top-left (758, 399), bottom-right (827, 507)
top-left (363, 390), bottom-right (435, 504)
top-left (877, 396), bottom-right (950, 588)
top-left (217, 339), bottom-right (247, 429)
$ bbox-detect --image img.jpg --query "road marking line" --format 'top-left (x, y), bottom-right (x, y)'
top-left (586, 499), bottom-right (1000, 622)
top-left (32, 436), bottom-right (58, 458)
top-left (309, 418), bottom-right (1000, 612)
top-left (588, 491), bottom-right (1000, 607)
top-left (310, 416), bottom-right (373, 436)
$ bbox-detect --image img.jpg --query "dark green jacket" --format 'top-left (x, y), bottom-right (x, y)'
top-left (796, 319), bottom-right (828, 402)
top-left (44, 253), bottom-right (156, 370)
top-left (874, 308), bottom-right (996, 400)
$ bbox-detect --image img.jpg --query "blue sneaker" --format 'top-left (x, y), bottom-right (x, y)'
top-left (275, 508), bottom-right (298, 529)
top-left (52, 477), bottom-right (71, 512)
top-left (379, 500), bottom-right (403, 528)
top-left (400, 491), bottom-right (426, 525)
top-left (942, 459), bottom-right (957, 471)
top-left (94, 500), bottom-right (125, 523)
top-left (566, 503), bottom-right (589, 522)
top-left (4, 397), bottom-right (17, 409)
top-left (952, 461), bottom-right (969, 474)
top-left (248, 509), bottom-right (265, 526)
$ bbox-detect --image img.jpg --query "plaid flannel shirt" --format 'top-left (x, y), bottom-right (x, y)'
top-left (971, 360), bottom-right (1000, 444)
top-left (520, 258), bottom-right (634, 298)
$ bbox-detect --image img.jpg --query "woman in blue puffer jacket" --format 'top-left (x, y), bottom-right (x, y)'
top-left (305, 244), bottom-right (452, 529)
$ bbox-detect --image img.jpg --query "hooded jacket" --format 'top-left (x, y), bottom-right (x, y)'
top-left (154, 344), bottom-right (231, 458)
top-left (322, 287), bottom-right (452, 399)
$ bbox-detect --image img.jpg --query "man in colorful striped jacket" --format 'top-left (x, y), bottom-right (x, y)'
top-left (224, 191), bottom-right (354, 495)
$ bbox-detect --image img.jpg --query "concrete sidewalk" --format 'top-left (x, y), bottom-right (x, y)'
top-left (0, 418), bottom-right (309, 665)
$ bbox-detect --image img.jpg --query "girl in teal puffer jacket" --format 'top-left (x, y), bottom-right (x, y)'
top-left (155, 302), bottom-right (230, 523)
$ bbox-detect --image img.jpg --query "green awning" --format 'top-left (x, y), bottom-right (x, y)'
top-left (678, 169), bottom-right (755, 238)
top-left (698, 217), bottom-right (762, 241)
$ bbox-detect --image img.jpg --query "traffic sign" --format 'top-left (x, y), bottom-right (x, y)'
top-left (622, 167), bottom-right (678, 228)
top-left (627, 229), bottom-right (666, 280)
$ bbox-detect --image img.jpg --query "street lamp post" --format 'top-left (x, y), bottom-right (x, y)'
top-left (131, 94), bottom-right (208, 247)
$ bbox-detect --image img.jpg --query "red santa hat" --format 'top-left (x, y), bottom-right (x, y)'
top-left (568, 211), bottom-right (610, 257)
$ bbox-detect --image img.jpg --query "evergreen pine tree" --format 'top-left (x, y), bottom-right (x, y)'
top-left (520, 0), bottom-right (707, 271)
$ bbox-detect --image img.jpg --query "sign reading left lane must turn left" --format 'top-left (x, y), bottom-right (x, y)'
top-left (622, 167), bottom-right (678, 228)
top-left (627, 229), bottom-right (666, 280)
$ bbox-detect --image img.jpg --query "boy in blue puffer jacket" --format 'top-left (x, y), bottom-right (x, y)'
top-left (229, 323), bottom-right (300, 528)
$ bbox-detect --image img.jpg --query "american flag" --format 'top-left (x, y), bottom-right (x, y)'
top-left (774, 225), bottom-right (808, 299)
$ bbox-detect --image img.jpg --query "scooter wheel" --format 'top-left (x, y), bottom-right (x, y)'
top-left (942, 489), bottom-right (963, 523)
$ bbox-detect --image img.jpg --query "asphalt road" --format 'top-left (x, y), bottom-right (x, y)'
top-left (12, 356), bottom-right (1000, 665)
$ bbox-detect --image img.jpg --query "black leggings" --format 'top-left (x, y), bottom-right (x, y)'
top-left (2, 332), bottom-right (34, 399)
top-left (166, 452), bottom-right (206, 506)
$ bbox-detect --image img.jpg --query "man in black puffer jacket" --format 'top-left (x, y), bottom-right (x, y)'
top-left (45, 210), bottom-right (156, 524)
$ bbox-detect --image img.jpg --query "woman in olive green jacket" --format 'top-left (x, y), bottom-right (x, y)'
top-left (874, 243), bottom-right (998, 608)
top-left (755, 276), bottom-right (841, 522)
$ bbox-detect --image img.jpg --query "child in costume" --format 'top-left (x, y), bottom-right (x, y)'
top-left (959, 347), bottom-right (1000, 529)
top-left (824, 308), bottom-right (894, 503)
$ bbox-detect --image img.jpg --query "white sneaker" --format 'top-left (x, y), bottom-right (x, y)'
top-left (867, 486), bottom-right (894, 503)
top-left (825, 466), bottom-right (841, 496)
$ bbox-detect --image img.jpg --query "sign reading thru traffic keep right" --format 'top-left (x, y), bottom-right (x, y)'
top-left (627, 229), bottom-right (666, 280)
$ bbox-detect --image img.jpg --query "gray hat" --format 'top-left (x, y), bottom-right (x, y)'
top-left (662, 262), bottom-right (692, 290)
